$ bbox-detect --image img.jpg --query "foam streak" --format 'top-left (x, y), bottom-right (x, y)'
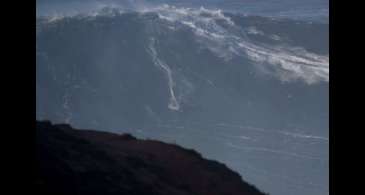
top-left (147, 38), bottom-right (180, 111)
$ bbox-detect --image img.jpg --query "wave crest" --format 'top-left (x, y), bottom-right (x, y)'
top-left (144, 5), bottom-right (329, 84)
top-left (38, 4), bottom-right (329, 84)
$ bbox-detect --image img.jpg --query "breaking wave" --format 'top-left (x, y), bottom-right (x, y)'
top-left (39, 4), bottom-right (328, 84)
top-left (37, 4), bottom-right (329, 195)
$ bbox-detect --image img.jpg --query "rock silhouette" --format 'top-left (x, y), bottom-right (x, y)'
top-left (36, 120), bottom-right (267, 195)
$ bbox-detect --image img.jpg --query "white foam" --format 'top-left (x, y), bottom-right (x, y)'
top-left (149, 5), bottom-right (329, 84)
top-left (215, 122), bottom-right (329, 142)
top-left (226, 143), bottom-right (323, 160)
top-left (147, 38), bottom-right (180, 111)
top-left (39, 4), bottom-right (329, 84)
top-left (247, 26), bottom-right (264, 35)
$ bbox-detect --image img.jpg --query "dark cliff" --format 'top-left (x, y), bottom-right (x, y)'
top-left (36, 120), bottom-right (267, 195)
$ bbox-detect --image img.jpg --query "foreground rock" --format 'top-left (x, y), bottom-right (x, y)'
top-left (36, 121), bottom-right (267, 195)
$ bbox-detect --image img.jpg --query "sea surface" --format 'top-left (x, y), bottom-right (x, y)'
top-left (36, 1), bottom-right (329, 195)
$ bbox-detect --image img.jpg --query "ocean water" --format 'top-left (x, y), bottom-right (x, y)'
top-left (36, 1), bottom-right (329, 195)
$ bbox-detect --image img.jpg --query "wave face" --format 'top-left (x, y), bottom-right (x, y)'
top-left (36, 4), bottom-right (328, 195)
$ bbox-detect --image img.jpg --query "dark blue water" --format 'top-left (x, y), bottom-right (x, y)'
top-left (36, 1), bottom-right (329, 195)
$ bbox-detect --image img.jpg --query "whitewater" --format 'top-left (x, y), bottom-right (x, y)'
top-left (40, 4), bottom-right (328, 85)
top-left (37, 3), bottom-right (329, 195)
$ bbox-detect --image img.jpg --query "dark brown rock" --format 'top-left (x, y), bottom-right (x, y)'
top-left (36, 121), bottom-right (268, 195)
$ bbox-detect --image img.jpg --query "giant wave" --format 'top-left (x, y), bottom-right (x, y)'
top-left (36, 5), bottom-right (328, 195)
top-left (39, 5), bottom-right (328, 84)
